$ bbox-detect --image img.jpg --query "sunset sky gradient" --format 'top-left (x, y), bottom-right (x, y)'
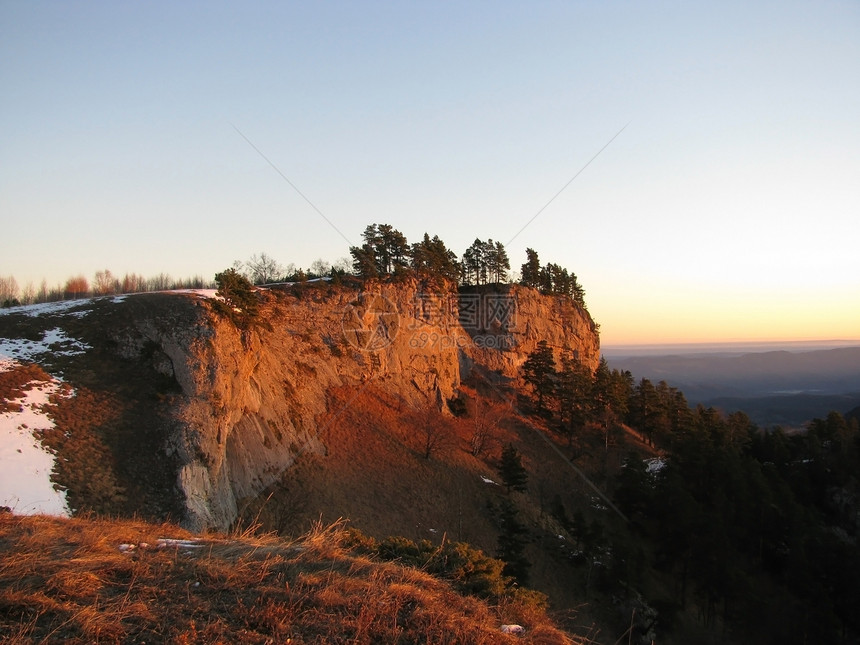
top-left (2, 1), bottom-right (858, 345)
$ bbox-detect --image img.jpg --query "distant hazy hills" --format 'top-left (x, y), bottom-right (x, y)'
top-left (605, 345), bottom-right (860, 429)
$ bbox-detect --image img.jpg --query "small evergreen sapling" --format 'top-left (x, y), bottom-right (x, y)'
top-left (499, 443), bottom-right (528, 494)
top-left (214, 268), bottom-right (260, 328)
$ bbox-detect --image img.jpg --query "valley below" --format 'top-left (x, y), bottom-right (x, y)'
top-left (605, 343), bottom-right (860, 429)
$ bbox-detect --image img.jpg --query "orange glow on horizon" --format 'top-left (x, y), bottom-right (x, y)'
top-left (594, 287), bottom-right (860, 347)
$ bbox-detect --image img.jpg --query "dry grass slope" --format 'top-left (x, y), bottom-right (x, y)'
top-left (0, 513), bottom-right (585, 644)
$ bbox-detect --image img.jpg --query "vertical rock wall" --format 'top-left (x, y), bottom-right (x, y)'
top-left (120, 280), bottom-right (600, 531)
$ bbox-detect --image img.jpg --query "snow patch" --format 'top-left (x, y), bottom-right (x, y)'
top-left (0, 299), bottom-right (91, 318)
top-left (118, 538), bottom-right (211, 553)
top-left (645, 457), bottom-right (666, 474)
top-left (172, 288), bottom-right (219, 299)
top-left (0, 327), bottom-right (90, 363)
top-left (156, 538), bottom-right (208, 549)
top-left (590, 495), bottom-right (608, 511)
top-left (480, 475), bottom-right (497, 485)
top-left (0, 374), bottom-right (70, 516)
top-left (264, 277), bottom-right (332, 287)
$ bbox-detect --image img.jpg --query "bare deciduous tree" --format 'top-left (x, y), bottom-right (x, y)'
top-left (0, 275), bottom-right (19, 303)
top-left (147, 273), bottom-right (173, 291)
top-left (310, 258), bottom-right (331, 277)
top-left (93, 269), bottom-right (117, 295)
top-left (64, 275), bottom-right (89, 299)
top-left (246, 252), bottom-right (283, 285)
top-left (121, 273), bottom-right (147, 293)
top-left (332, 256), bottom-right (353, 273)
top-left (38, 279), bottom-right (49, 302)
top-left (469, 399), bottom-right (503, 458)
top-left (20, 282), bottom-right (35, 305)
top-left (418, 417), bottom-right (454, 459)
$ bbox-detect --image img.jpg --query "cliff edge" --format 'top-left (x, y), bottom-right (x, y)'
top-left (4, 280), bottom-right (598, 531)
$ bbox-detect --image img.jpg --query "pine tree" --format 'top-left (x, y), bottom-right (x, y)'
top-left (349, 223), bottom-right (410, 277)
top-left (377, 224), bottom-right (410, 273)
top-left (499, 443), bottom-right (528, 493)
top-left (520, 248), bottom-right (541, 288)
top-left (214, 268), bottom-right (260, 328)
top-left (486, 240), bottom-right (510, 283)
top-left (558, 351), bottom-right (593, 441)
top-left (462, 239), bottom-right (487, 285)
top-left (522, 340), bottom-right (556, 414)
top-left (571, 272), bottom-right (586, 306)
top-left (350, 243), bottom-right (379, 279)
top-left (411, 233), bottom-right (460, 282)
top-left (496, 499), bottom-right (531, 585)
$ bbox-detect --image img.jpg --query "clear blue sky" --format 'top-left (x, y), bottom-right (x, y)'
top-left (2, 1), bottom-right (858, 344)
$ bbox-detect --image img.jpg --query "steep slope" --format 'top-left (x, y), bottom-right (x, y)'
top-left (240, 376), bottom-right (629, 623)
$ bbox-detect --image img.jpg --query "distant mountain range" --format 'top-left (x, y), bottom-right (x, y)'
top-left (604, 344), bottom-right (860, 429)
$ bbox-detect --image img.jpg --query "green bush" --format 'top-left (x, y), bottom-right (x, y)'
top-left (213, 268), bottom-right (260, 329)
top-left (344, 529), bottom-right (514, 600)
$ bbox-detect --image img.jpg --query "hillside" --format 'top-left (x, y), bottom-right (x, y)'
top-left (1, 283), bottom-right (619, 640)
top-left (6, 281), bottom-right (859, 643)
top-left (0, 513), bottom-right (580, 644)
top-left (0, 281), bottom-right (600, 531)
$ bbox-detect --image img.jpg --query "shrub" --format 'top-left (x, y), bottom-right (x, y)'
top-left (213, 268), bottom-right (260, 329)
top-left (344, 530), bottom-right (514, 600)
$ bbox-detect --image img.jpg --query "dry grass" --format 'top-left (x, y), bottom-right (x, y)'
top-left (0, 363), bottom-right (56, 412)
top-left (0, 513), bottom-right (586, 644)
top-left (237, 378), bottom-right (627, 639)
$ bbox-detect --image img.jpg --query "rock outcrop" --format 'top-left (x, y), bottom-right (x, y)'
top-left (113, 280), bottom-right (599, 531)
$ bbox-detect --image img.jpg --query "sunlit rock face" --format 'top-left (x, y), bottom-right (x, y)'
top-left (19, 281), bottom-right (598, 531)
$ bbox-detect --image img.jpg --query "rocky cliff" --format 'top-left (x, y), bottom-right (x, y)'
top-left (111, 280), bottom-right (600, 531)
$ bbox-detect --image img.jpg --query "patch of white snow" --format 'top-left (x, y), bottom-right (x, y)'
top-left (172, 289), bottom-right (219, 299)
top-left (0, 299), bottom-right (91, 318)
top-left (0, 376), bottom-right (70, 516)
top-left (645, 457), bottom-right (666, 474)
top-left (590, 495), bottom-right (608, 511)
top-left (156, 538), bottom-right (207, 549)
top-left (0, 327), bottom-right (90, 363)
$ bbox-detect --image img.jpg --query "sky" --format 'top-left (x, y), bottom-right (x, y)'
top-left (2, 1), bottom-right (858, 345)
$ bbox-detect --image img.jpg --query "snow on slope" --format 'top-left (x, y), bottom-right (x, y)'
top-left (0, 327), bottom-right (90, 363)
top-left (0, 373), bottom-right (70, 516)
top-left (0, 305), bottom-right (98, 516)
top-left (0, 290), bottom-right (219, 516)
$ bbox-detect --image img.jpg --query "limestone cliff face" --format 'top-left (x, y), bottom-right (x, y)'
top-left (459, 285), bottom-right (600, 378)
top-left (114, 280), bottom-right (599, 531)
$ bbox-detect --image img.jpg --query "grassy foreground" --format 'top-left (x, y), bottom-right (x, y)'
top-left (0, 513), bottom-right (585, 644)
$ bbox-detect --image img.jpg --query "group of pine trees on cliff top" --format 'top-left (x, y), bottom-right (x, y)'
top-left (346, 223), bottom-right (586, 306)
top-left (1, 222), bottom-right (586, 309)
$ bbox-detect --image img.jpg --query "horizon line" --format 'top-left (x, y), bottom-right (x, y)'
top-left (603, 338), bottom-right (860, 349)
